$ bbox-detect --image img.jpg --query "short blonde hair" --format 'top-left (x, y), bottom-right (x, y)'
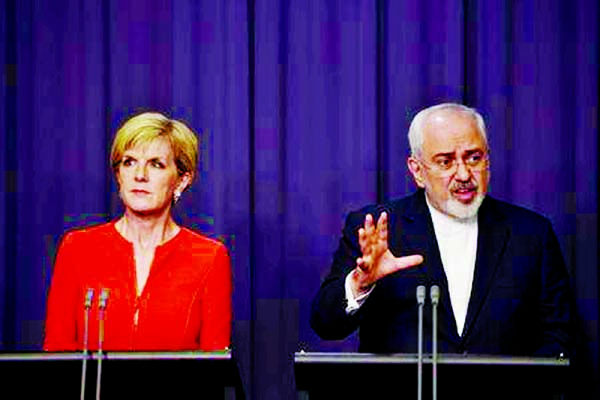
top-left (110, 112), bottom-right (199, 180)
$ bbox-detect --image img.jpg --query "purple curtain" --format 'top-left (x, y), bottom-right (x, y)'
top-left (2, 0), bottom-right (598, 398)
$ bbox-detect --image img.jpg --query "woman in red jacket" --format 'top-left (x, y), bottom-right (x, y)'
top-left (43, 112), bottom-right (232, 351)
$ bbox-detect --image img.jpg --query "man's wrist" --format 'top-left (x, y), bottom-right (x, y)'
top-left (345, 269), bottom-right (376, 314)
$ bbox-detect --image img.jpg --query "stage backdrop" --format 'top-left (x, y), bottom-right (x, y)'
top-left (1, 0), bottom-right (598, 398)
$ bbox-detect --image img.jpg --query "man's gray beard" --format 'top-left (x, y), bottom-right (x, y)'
top-left (444, 193), bottom-right (485, 221)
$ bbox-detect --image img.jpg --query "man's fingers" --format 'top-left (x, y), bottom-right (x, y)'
top-left (359, 212), bottom-right (393, 278)
top-left (358, 227), bottom-right (366, 249)
top-left (364, 214), bottom-right (375, 237)
top-left (358, 228), bottom-right (373, 257)
top-left (377, 211), bottom-right (387, 228)
top-left (377, 212), bottom-right (388, 240)
top-left (356, 257), bottom-right (365, 269)
top-left (360, 214), bottom-right (381, 253)
top-left (376, 253), bottom-right (424, 278)
top-left (395, 254), bottom-right (424, 270)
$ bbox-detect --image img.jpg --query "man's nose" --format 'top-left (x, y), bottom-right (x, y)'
top-left (454, 159), bottom-right (471, 181)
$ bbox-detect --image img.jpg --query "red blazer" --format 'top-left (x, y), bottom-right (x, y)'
top-left (43, 221), bottom-right (232, 351)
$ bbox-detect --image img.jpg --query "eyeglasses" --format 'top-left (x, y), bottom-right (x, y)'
top-left (416, 151), bottom-right (489, 176)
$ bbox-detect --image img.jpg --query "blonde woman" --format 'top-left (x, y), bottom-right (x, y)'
top-left (44, 112), bottom-right (231, 351)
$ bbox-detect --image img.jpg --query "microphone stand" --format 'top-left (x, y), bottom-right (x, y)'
top-left (416, 285), bottom-right (426, 400)
top-left (95, 289), bottom-right (109, 400)
top-left (430, 285), bottom-right (440, 400)
top-left (80, 288), bottom-right (94, 400)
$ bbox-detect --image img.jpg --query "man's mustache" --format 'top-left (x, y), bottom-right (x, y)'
top-left (451, 181), bottom-right (477, 191)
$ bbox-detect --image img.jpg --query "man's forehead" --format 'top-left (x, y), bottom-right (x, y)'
top-left (422, 111), bottom-right (485, 153)
top-left (425, 108), bottom-right (476, 129)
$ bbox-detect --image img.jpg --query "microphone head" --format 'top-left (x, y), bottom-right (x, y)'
top-left (430, 285), bottom-right (440, 305)
top-left (99, 288), bottom-right (110, 309)
top-left (416, 285), bottom-right (426, 304)
top-left (84, 288), bottom-right (95, 309)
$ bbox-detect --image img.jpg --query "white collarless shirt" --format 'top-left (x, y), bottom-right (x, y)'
top-left (426, 197), bottom-right (478, 336)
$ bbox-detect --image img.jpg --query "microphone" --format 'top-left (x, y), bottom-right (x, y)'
top-left (81, 288), bottom-right (94, 400)
top-left (96, 288), bottom-right (109, 400)
top-left (430, 285), bottom-right (440, 400)
top-left (416, 285), bottom-right (426, 400)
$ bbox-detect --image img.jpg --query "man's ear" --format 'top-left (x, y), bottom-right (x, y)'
top-left (407, 157), bottom-right (426, 188)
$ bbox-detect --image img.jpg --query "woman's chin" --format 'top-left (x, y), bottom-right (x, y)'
top-left (125, 204), bottom-right (169, 217)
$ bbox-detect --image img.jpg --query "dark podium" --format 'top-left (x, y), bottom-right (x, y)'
top-left (0, 350), bottom-right (244, 399)
top-left (294, 352), bottom-right (571, 400)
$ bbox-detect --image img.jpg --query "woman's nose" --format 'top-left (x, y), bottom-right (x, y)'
top-left (134, 164), bottom-right (148, 181)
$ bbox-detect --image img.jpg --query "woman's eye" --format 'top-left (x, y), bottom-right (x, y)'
top-left (151, 161), bottom-right (165, 168)
top-left (122, 158), bottom-right (134, 167)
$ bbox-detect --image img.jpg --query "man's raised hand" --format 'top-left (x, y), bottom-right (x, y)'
top-left (350, 212), bottom-right (423, 297)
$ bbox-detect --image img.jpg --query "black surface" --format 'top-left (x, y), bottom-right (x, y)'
top-left (293, 352), bottom-right (571, 400)
top-left (0, 351), bottom-right (244, 400)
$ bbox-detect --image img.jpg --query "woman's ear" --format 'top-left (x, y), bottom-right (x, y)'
top-left (115, 168), bottom-right (122, 190)
top-left (177, 172), bottom-right (193, 193)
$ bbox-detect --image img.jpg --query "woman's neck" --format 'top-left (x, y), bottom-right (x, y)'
top-left (116, 210), bottom-right (179, 250)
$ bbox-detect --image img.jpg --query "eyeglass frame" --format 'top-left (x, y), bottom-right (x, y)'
top-left (413, 149), bottom-right (490, 177)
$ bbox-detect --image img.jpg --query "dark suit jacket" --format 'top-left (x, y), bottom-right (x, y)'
top-left (310, 190), bottom-right (573, 357)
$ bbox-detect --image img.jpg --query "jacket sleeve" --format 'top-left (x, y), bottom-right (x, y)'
top-left (310, 209), bottom-right (369, 340)
top-left (535, 219), bottom-right (575, 358)
top-left (43, 232), bottom-right (80, 351)
top-left (198, 243), bottom-right (232, 351)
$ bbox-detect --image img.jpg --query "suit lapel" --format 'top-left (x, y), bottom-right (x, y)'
top-left (461, 197), bottom-right (510, 342)
top-left (393, 191), bottom-right (461, 342)
top-left (392, 190), bottom-right (444, 283)
top-left (397, 192), bottom-right (512, 345)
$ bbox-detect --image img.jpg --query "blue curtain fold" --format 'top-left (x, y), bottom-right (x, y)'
top-left (1, 0), bottom-right (598, 398)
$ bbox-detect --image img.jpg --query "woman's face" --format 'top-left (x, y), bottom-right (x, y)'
top-left (116, 137), bottom-right (189, 216)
